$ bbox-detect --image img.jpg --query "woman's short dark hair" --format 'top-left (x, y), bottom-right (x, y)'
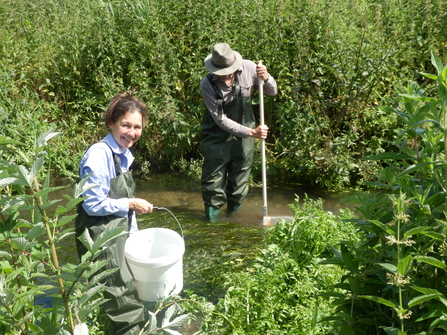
top-left (105, 93), bottom-right (149, 128)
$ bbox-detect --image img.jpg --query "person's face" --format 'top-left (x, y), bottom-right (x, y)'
top-left (218, 73), bottom-right (234, 81)
top-left (109, 111), bottom-right (143, 151)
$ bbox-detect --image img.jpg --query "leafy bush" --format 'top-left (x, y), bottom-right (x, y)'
top-left (0, 129), bottom-right (198, 334)
top-left (0, 129), bottom-right (119, 334)
top-left (1, 0), bottom-right (447, 187)
top-left (323, 53), bottom-right (447, 334)
top-left (198, 197), bottom-right (359, 334)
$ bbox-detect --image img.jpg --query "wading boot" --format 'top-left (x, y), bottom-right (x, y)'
top-left (226, 204), bottom-right (241, 217)
top-left (205, 206), bottom-right (220, 222)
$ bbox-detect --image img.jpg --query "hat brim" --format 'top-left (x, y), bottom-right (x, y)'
top-left (204, 51), bottom-right (242, 76)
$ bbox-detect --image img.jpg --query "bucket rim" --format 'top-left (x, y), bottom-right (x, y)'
top-left (124, 228), bottom-right (185, 265)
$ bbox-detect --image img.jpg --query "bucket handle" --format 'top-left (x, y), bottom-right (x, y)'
top-left (152, 206), bottom-right (184, 239)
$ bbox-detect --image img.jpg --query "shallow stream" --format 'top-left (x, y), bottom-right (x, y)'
top-left (56, 174), bottom-right (353, 332)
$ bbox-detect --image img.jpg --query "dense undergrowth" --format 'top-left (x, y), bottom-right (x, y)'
top-left (183, 53), bottom-right (447, 334)
top-left (3, 55), bottom-right (447, 334)
top-left (2, 0), bottom-right (447, 334)
top-left (1, 0), bottom-right (447, 189)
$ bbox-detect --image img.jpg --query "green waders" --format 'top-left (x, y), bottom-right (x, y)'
top-left (201, 75), bottom-right (255, 219)
top-left (75, 151), bottom-right (144, 335)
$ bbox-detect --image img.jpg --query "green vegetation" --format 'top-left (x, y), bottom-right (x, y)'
top-left (0, 131), bottom-right (194, 334)
top-left (0, 130), bottom-right (120, 334)
top-left (3, 0), bottom-right (447, 334)
top-left (320, 53), bottom-right (447, 334)
top-left (194, 198), bottom-right (360, 334)
top-left (1, 0), bottom-right (446, 189)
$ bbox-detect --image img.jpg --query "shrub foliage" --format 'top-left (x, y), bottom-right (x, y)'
top-left (1, 0), bottom-right (447, 188)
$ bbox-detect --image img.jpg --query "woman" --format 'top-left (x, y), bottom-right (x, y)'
top-left (75, 93), bottom-right (153, 335)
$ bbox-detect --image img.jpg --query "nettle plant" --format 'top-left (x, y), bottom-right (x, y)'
top-left (0, 129), bottom-right (199, 335)
top-left (323, 53), bottom-right (447, 334)
top-left (0, 129), bottom-right (124, 335)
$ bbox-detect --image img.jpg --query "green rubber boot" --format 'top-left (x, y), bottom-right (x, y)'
top-left (205, 206), bottom-right (220, 222)
top-left (226, 204), bottom-right (241, 217)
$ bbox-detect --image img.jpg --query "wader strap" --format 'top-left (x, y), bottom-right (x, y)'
top-left (234, 73), bottom-right (241, 97)
top-left (206, 73), bottom-right (241, 122)
top-left (99, 140), bottom-right (123, 176)
top-left (206, 73), bottom-right (224, 121)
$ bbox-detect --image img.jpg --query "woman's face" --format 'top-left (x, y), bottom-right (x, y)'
top-left (109, 111), bottom-right (143, 151)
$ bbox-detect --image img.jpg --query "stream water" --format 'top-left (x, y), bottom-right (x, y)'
top-left (54, 173), bottom-right (353, 332)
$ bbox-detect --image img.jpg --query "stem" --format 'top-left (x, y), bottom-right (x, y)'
top-left (31, 177), bottom-right (74, 332)
top-left (445, 128), bottom-right (447, 213)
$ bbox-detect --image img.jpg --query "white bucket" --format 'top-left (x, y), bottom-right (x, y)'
top-left (124, 228), bottom-right (185, 302)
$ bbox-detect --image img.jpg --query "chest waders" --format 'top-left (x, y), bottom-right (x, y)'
top-left (200, 74), bottom-right (255, 220)
top-left (75, 144), bottom-right (144, 335)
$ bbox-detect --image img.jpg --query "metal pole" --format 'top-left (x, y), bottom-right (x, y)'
top-left (258, 76), bottom-right (268, 225)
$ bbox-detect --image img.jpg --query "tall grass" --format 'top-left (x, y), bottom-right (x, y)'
top-left (1, 0), bottom-right (446, 188)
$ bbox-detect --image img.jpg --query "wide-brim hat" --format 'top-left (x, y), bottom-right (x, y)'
top-left (204, 43), bottom-right (243, 76)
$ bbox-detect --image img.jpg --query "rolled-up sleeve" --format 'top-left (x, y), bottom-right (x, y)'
top-left (262, 75), bottom-right (278, 96)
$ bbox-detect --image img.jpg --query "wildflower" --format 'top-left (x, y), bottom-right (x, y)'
top-left (398, 309), bottom-right (412, 320)
top-left (386, 272), bottom-right (411, 287)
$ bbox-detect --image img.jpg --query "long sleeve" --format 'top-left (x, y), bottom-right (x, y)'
top-left (200, 59), bottom-right (278, 138)
top-left (80, 134), bottom-right (133, 218)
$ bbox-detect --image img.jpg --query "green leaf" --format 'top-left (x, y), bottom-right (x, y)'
top-left (420, 231), bottom-right (445, 241)
top-left (162, 314), bottom-right (189, 329)
top-left (10, 237), bottom-right (37, 251)
top-left (77, 297), bottom-right (106, 320)
top-left (397, 254), bottom-right (412, 276)
top-left (0, 135), bottom-right (24, 146)
top-left (412, 119), bottom-right (442, 128)
top-left (363, 153), bottom-right (415, 161)
top-left (368, 220), bottom-right (394, 234)
top-left (91, 226), bottom-right (126, 255)
top-left (30, 155), bottom-right (45, 181)
top-left (400, 93), bottom-right (438, 102)
top-left (79, 283), bottom-right (107, 307)
top-left (383, 327), bottom-right (406, 335)
top-left (341, 244), bottom-right (358, 273)
top-left (27, 222), bottom-right (46, 240)
top-left (77, 229), bottom-right (94, 254)
top-left (403, 226), bottom-right (429, 238)
top-left (72, 173), bottom-right (98, 199)
top-left (360, 295), bottom-right (397, 308)
top-left (408, 293), bottom-right (443, 307)
top-left (36, 129), bottom-right (61, 151)
top-left (420, 72), bottom-right (438, 80)
top-left (86, 268), bottom-right (118, 288)
top-left (377, 262), bottom-right (397, 273)
top-left (338, 325), bottom-right (356, 335)
top-left (17, 165), bottom-right (32, 186)
top-left (431, 52), bottom-right (445, 75)
top-left (0, 176), bottom-right (28, 187)
top-left (396, 162), bottom-right (438, 178)
top-left (57, 214), bottom-right (78, 226)
top-left (414, 256), bottom-right (447, 269)
top-left (64, 197), bottom-right (84, 212)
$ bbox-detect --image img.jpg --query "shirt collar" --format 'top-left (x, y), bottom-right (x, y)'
top-left (104, 133), bottom-right (130, 157)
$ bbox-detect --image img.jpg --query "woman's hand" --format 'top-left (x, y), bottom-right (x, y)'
top-left (248, 124), bottom-right (269, 139)
top-left (129, 198), bottom-right (153, 215)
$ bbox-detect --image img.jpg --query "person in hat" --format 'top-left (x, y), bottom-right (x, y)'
top-left (200, 43), bottom-right (277, 222)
